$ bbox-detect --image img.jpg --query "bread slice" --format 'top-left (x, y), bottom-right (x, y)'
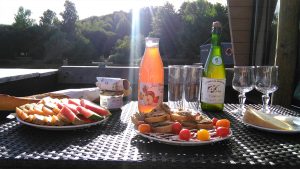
top-left (144, 108), bottom-right (170, 123)
top-left (195, 114), bottom-right (213, 130)
top-left (170, 110), bottom-right (194, 123)
top-left (0, 94), bottom-right (40, 111)
top-left (145, 114), bottom-right (169, 123)
top-left (196, 123), bottom-right (214, 130)
top-left (151, 121), bottom-right (173, 133)
top-left (181, 121), bottom-right (197, 129)
top-left (243, 107), bottom-right (293, 130)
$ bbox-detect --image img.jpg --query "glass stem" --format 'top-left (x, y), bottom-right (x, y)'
top-left (238, 92), bottom-right (246, 111)
top-left (262, 94), bottom-right (270, 113)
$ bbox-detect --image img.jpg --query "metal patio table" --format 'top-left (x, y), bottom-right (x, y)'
top-left (0, 102), bottom-right (299, 169)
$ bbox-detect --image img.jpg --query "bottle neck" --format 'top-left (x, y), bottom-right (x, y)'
top-left (211, 33), bottom-right (221, 46)
top-left (211, 27), bottom-right (221, 46)
top-left (145, 38), bottom-right (159, 48)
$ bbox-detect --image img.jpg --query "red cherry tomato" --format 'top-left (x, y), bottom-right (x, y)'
top-left (216, 127), bottom-right (230, 137)
top-left (216, 119), bottom-right (231, 128)
top-left (212, 117), bottom-right (218, 126)
top-left (172, 122), bottom-right (182, 134)
top-left (179, 129), bottom-right (191, 141)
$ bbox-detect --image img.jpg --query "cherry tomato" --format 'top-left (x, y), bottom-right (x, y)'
top-left (212, 117), bottom-right (218, 126)
top-left (216, 127), bottom-right (230, 137)
top-left (137, 121), bottom-right (145, 126)
top-left (216, 119), bottom-right (230, 128)
top-left (197, 129), bottom-right (210, 141)
top-left (179, 129), bottom-right (191, 141)
top-left (172, 122), bottom-right (182, 134)
top-left (138, 124), bottom-right (151, 134)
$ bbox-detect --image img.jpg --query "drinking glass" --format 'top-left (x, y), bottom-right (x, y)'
top-left (168, 65), bottom-right (184, 109)
top-left (255, 66), bottom-right (278, 113)
top-left (183, 65), bottom-right (202, 110)
top-left (232, 66), bottom-right (255, 114)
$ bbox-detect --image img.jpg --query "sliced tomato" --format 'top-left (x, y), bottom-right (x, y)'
top-left (80, 99), bottom-right (111, 116)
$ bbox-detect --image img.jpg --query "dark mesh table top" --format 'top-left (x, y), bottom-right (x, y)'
top-left (0, 102), bottom-right (299, 169)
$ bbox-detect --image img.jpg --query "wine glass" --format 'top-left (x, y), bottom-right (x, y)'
top-left (232, 66), bottom-right (255, 114)
top-left (255, 66), bottom-right (278, 113)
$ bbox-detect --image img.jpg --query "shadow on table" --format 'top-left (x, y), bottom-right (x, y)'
top-left (130, 134), bottom-right (234, 161)
top-left (0, 109), bottom-right (128, 159)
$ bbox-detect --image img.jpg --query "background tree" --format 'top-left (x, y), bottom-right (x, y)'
top-left (12, 7), bottom-right (35, 30)
top-left (179, 0), bottom-right (215, 58)
top-left (40, 9), bottom-right (58, 27)
top-left (0, 0), bottom-right (229, 67)
top-left (151, 3), bottom-right (182, 60)
top-left (139, 7), bottom-right (158, 36)
top-left (60, 0), bottom-right (78, 34)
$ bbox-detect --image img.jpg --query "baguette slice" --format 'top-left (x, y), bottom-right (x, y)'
top-left (170, 111), bottom-right (194, 123)
top-left (145, 114), bottom-right (168, 123)
top-left (243, 107), bottom-right (293, 131)
top-left (151, 121), bottom-right (173, 133)
top-left (0, 94), bottom-right (39, 111)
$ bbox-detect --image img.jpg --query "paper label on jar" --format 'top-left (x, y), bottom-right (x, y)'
top-left (100, 94), bottom-right (123, 109)
top-left (96, 77), bottom-right (125, 91)
top-left (201, 77), bottom-right (225, 104)
top-left (138, 82), bottom-right (163, 107)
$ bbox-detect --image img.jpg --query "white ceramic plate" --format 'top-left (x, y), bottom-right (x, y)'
top-left (135, 129), bottom-right (232, 146)
top-left (17, 117), bottom-right (109, 130)
top-left (242, 115), bottom-right (300, 134)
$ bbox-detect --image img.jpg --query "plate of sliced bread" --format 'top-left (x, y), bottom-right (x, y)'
top-left (135, 128), bottom-right (232, 146)
top-left (242, 107), bottom-right (300, 133)
top-left (132, 103), bottom-right (232, 146)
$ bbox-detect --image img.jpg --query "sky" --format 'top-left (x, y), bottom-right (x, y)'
top-left (0, 0), bottom-right (227, 25)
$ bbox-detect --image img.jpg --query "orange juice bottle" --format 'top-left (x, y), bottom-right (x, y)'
top-left (138, 37), bottom-right (164, 113)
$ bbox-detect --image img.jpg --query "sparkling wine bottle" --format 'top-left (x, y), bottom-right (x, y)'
top-left (201, 21), bottom-right (226, 111)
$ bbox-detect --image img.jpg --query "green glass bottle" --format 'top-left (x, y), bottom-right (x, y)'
top-left (201, 21), bottom-right (226, 112)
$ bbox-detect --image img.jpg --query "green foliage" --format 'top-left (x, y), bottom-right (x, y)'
top-left (151, 3), bottom-right (182, 60)
top-left (60, 0), bottom-right (78, 34)
top-left (0, 0), bottom-right (229, 67)
top-left (13, 7), bottom-right (35, 30)
top-left (0, 25), bottom-right (16, 59)
top-left (43, 31), bottom-right (71, 63)
top-left (40, 9), bottom-right (59, 27)
top-left (109, 35), bottom-right (145, 65)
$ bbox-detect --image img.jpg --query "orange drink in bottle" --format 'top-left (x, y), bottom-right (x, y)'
top-left (138, 37), bottom-right (164, 113)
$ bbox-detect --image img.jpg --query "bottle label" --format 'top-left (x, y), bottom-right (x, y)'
top-left (212, 56), bottom-right (222, 65)
top-left (138, 82), bottom-right (164, 107)
top-left (201, 77), bottom-right (226, 104)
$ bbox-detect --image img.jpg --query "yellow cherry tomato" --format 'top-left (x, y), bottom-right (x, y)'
top-left (197, 129), bottom-right (210, 141)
